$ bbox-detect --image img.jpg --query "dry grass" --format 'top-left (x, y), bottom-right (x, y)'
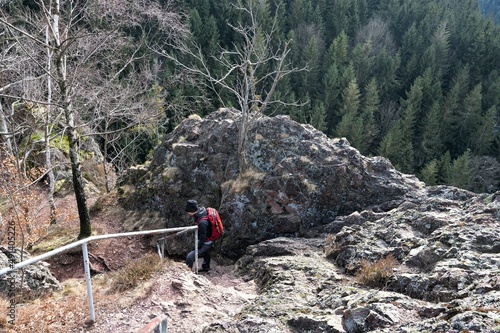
top-left (107, 253), bottom-right (162, 293)
top-left (0, 298), bottom-right (9, 329)
top-left (0, 279), bottom-right (100, 333)
top-left (0, 255), bottom-right (164, 333)
top-left (30, 225), bottom-right (79, 255)
top-left (355, 254), bottom-right (398, 288)
top-left (223, 170), bottom-right (266, 195)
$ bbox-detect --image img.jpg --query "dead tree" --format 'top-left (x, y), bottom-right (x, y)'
top-left (158, 0), bottom-right (304, 173)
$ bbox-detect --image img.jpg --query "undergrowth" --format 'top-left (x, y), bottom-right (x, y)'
top-left (108, 252), bottom-right (162, 293)
top-left (355, 254), bottom-right (398, 288)
top-left (0, 253), bottom-right (165, 332)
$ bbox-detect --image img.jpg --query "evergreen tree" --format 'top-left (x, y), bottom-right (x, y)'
top-left (351, 42), bottom-right (373, 90)
top-left (361, 78), bottom-right (380, 153)
top-left (339, 78), bottom-right (361, 118)
top-left (335, 79), bottom-right (364, 150)
top-left (421, 101), bottom-right (444, 163)
top-left (322, 64), bottom-right (340, 134)
top-left (400, 76), bottom-right (422, 142)
top-left (288, 0), bottom-right (311, 30)
top-left (413, 68), bottom-right (442, 168)
top-left (427, 21), bottom-right (451, 80)
top-left (470, 106), bottom-right (497, 155)
top-left (322, 32), bottom-right (349, 134)
top-left (441, 65), bottom-right (471, 156)
top-left (377, 121), bottom-right (412, 172)
top-left (400, 23), bottom-right (424, 91)
top-left (419, 159), bottom-right (439, 186)
top-left (438, 151), bottom-right (453, 184)
top-left (446, 149), bottom-right (472, 190)
top-left (311, 102), bottom-right (327, 132)
top-left (288, 92), bottom-right (307, 124)
top-left (325, 0), bottom-right (350, 41)
top-left (302, 34), bottom-right (323, 102)
top-left (378, 75), bottom-right (423, 173)
top-left (457, 83), bottom-right (483, 153)
top-left (482, 71), bottom-right (500, 115)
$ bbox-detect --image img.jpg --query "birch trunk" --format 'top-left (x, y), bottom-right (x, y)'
top-left (0, 103), bottom-right (12, 154)
top-left (45, 18), bottom-right (57, 225)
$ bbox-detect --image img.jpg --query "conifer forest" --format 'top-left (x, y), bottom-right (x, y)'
top-left (1, 0), bottom-right (500, 194)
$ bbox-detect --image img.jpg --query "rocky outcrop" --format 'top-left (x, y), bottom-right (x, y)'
top-left (118, 109), bottom-right (499, 333)
top-left (120, 109), bottom-right (424, 259)
top-left (0, 246), bottom-right (60, 300)
top-left (203, 230), bottom-right (498, 333)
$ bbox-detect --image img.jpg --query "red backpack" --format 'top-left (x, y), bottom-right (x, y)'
top-left (199, 207), bottom-right (224, 241)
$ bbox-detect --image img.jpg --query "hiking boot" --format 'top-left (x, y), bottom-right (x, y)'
top-left (199, 266), bottom-right (210, 272)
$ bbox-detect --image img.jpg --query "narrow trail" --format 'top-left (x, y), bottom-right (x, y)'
top-left (87, 260), bottom-right (257, 333)
top-left (15, 192), bottom-right (258, 333)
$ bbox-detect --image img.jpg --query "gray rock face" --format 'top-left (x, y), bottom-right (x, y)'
top-left (0, 246), bottom-right (60, 300)
top-left (203, 236), bottom-right (499, 333)
top-left (121, 110), bottom-right (500, 332)
top-left (325, 186), bottom-right (500, 304)
top-left (120, 109), bottom-right (424, 259)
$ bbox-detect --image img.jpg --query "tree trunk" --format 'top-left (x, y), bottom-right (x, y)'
top-left (51, 0), bottom-right (91, 239)
top-left (62, 80), bottom-right (91, 239)
top-left (237, 110), bottom-right (249, 174)
top-left (0, 103), bottom-right (13, 154)
top-left (103, 133), bottom-right (111, 193)
top-left (54, 23), bottom-right (91, 239)
top-left (45, 24), bottom-right (57, 225)
top-left (69, 131), bottom-right (92, 239)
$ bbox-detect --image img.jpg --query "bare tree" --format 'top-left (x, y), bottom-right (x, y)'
top-left (1, 0), bottom-right (186, 239)
top-left (158, 0), bottom-right (304, 173)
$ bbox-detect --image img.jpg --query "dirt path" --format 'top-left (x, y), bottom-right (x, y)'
top-left (87, 260), bottom-right (257, 333)
top-left (20, 192), bottom-right (258, 333)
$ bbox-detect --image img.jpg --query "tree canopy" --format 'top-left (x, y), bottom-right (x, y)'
top-left (2, 0), bottom-right (500, 200)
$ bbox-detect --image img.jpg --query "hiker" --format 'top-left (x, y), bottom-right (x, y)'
top-left (185, 200), bottom-right (212, 272)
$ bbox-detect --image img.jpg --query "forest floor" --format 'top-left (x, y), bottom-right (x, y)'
top-left (1, 191), bottom-right (257, 333)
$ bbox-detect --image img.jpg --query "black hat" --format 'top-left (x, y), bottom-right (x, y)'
top-left (185, 200), bottom-right (198, 213)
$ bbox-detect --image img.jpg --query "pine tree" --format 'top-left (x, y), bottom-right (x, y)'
top-left (339, 78), bottom-right (361, 118)
top-left (361, 78), bottom-right (380, 153)
top-left (400, 23), bottom-right (424, 90)
top-left (322, 32), bottom-right (349, 134)
top-left (351, 42), bottom-right (373, 90)
top-left (446, 149), bottom-right (472, 190)
top-left (457, 83), bottom-right (483, 153)
top-left (427, 21), bottom-right (451, 80)
top-left (441, 65), bottom-right (470, 155)
top-left (470, 106), bottom-right (497, 155)
top-left (419, 159), bottom-right (439, 186)
top-left (422, 101), bottom-right (444, 163)
top-left (311, 102), bottom-right (327, 132)
top-left (302, 34), bottom-right (322, 102)
top-left (335, 79), bottom-right (363, 148)
top-left (377, 121), bottom-right (412, 172)
top-left (438, 151), bottom-right (453, 184)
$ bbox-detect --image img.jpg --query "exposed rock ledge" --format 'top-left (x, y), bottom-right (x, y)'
top-left (204, 188), bottom-right (499, 333)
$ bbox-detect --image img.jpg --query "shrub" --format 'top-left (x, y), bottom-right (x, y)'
top-left (108, 253), bottom-right (162, 293)
top-left (355, 254), bottom-right (398, 288)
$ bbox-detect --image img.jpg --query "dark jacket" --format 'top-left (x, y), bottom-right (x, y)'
top-left (193, 207), bottom-right (211, 249)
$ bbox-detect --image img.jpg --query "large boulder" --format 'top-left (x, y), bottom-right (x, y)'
top-left (0, 246), bottom-right (60, 300)
top-left (120, 109), bottom-right (424, 259)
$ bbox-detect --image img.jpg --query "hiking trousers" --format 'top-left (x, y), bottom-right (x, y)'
top-left (186, 242), bottom-right (212, 269)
